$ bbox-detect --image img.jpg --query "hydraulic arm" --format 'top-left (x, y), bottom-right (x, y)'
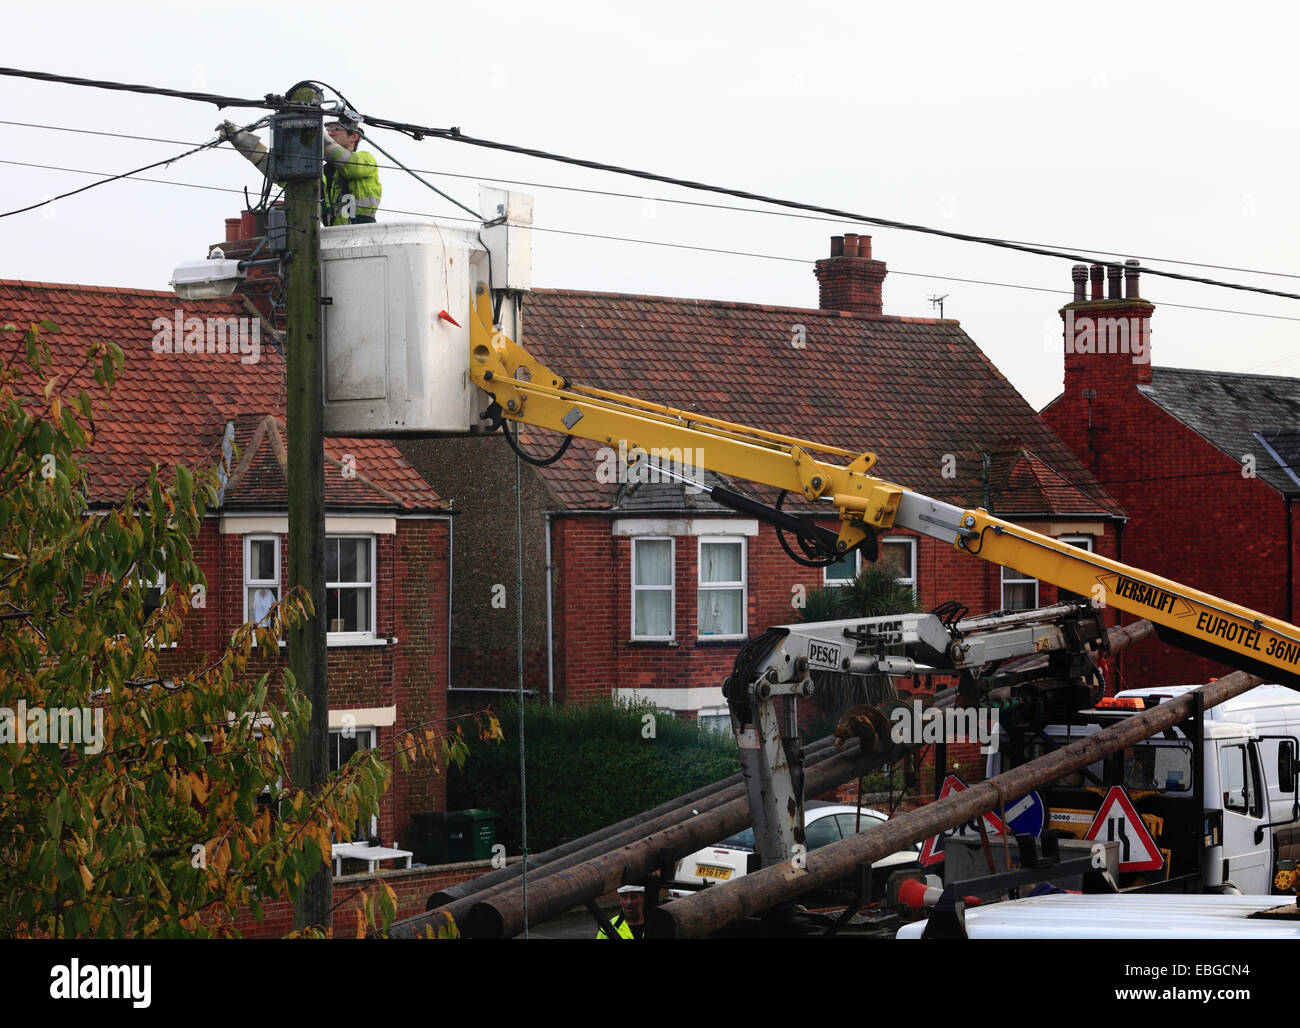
top-left (469, 282), bottom-right (1300, 690)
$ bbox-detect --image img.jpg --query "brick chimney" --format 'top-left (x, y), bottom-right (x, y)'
top-left (209, 209), bottom-right (283, 327)
top-left (1061, 260), bottom-right (1155, 400)
top-left (814, 234), bottom-right (888, 315)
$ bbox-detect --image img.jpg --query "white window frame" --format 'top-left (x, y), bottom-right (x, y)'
top-left (329, 726), bottom-right (376, 770)
top-left (879, 536), bottom-right (918, 600)
top-left (697, 536), bottom-right (746, 640)
top-left (325, 535), bottom-right (378, 642)
top-left (243, 535), bottom-right (281, 628)
top-left (631, 537), bottom-right (675, 641)
top-left (134, 561), bottom-right (178, 649)
top-left (1056, 535), bottom-right (1093, 604)
top-left (697, 707), bottom-right (732, 735)
top-left (1000, 564), bottom-right (1039, 611)
top-left (329, 727), bottom-right (377, 842)
top-left (823, 550), bottom-right (860, 587)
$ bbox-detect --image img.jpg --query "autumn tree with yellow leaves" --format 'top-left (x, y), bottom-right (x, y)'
top-left (0, 322), bottom-right (498, 937)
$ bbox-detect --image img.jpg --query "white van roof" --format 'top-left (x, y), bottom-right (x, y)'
top-left (1116, 683), bottom-right (1300, 723)
top-left (896, 893), bottom-right (1300, 939)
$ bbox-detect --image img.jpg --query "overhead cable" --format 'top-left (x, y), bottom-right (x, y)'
top-left (361, 119), bottom-right (1300, 302)
top-left (0, 66), bottom-right (283, 109)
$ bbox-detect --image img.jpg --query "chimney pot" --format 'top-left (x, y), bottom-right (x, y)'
top-left (225, 218), bottom-right (242, 243)
top-left (240, 210), bottom-right (257, 240)
top-left (1089, 264), bottom-right (1104, 302)
top-left (1071, 264), bottom-right (1088, 302)
top-left (1124, 259), bottom-right (1140, 299)
top-left (815, 235), bottom-right (887, 315)
top-left (1107, 264), bottom-right (1122, 300)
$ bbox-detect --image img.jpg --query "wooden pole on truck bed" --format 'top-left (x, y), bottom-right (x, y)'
top-left (391, 618), bottom-right (1152, 937)
top-left (649, 663), bottom-right (1265, 939)
top-left (421, 735), bottom-right (838, 910)
top-left (390, 738), bottom-right (857, 935)
top-left (460, 743), bottom-right (898, 938)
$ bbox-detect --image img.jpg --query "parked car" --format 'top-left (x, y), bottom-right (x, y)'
top-left (666, 800), bottom-right (921, 901)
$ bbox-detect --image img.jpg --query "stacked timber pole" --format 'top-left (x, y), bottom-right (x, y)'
top-left (460, 738), bottom-right (897, 938)
top-left (388, 736), bottom-right (843, 938)
top-left (390, 618), bottom-right (1156, 939)
top-left (420, 736), bottom-right (839, 912)
top-left (650, 662), bottom-right (1265, 938)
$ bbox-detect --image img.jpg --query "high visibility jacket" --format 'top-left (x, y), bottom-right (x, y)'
top-left (595, 915), bottom-right (636, 940)
top-left (235, 132), bottom-right (380, 227)
top-left (322, 147), bottom-right (382, 226)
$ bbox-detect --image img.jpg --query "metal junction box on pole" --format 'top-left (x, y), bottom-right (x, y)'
top-left (268, 110), bottom-right (323, 181)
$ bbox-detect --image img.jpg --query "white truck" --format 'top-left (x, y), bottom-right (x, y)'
top-left (897, 891), bottom-right (1300, 939)
top-left (987, 684), bottom-right (1300, 895)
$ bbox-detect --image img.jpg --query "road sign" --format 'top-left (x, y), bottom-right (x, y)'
top-left (996, 790), bottom-right (1046, 838)
top-left (919, 775), bottom-right (1008, 866)
top-left (1083, 786), bottom-right (1163, 872)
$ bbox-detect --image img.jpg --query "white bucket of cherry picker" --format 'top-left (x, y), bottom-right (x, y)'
top-left (320, 221), bottom-right (488, 436)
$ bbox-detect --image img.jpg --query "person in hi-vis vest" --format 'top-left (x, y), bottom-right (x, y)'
top-left (595, 884), bottom-right (646, 939)
top-left (216, 109), bottom-right (381, 226)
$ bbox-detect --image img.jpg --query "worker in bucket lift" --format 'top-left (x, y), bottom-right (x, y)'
top-left (595, 884), bottom-right (646, 939)
top-left (216, 110), bottom-right (381, 226)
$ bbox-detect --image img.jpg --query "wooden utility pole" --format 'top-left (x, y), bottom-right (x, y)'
top-left (282, 83), bottom-right (330, 932)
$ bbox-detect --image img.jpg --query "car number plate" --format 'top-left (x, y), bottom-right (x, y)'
top-left (694, 864), bottom-right (732, 880)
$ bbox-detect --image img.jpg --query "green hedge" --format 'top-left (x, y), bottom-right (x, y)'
top-left (447, 698), bottom-right (739, 854)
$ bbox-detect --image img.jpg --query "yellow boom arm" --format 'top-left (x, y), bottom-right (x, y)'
top-left (469, 284), bottom-right (1300, 687)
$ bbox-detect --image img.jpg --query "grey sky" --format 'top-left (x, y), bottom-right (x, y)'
top-left (5, 1), bottom-right (1298, 410)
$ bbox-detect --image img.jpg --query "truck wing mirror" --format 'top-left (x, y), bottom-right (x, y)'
top-left (1279, 740), bottom-right (1297, 794)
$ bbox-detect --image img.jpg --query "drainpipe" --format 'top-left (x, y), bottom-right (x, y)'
top-left (447, 502), bottom-right (454, 694)
top-left (544, 510), bottom-right (555, 703)
top-left (1115, 516), bottom-right (1127, 692)
top-left (1288, 496), bottom-right (1295, 624)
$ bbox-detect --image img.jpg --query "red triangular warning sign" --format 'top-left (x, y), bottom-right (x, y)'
top-left (1083, 786), bottom-right (1163, 872)
top-left (919, 775), bottom-right (1008, 866)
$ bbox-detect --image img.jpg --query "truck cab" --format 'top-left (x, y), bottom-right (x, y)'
top-left (987, 684), bottom-right (1300, 895)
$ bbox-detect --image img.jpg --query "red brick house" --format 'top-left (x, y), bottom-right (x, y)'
top-left (400, 235), bottom-right (1126, 725)
top-left (0, 280), bottom-right (453, 853)
top-left (1042, 262), bottom-right (1300, 688)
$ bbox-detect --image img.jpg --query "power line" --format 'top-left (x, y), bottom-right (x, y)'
top-left (0, 67), bottom-right (282, 110)
top-left (360, 133), bottom-right (478, 219)
top-left (388, 207), bottom-right (1300, 325)
top-left (0, 140), bottom-right (223, 219)
top-left (0, 120), bottom-right (199, 147)
top-left (10, 117), bottom-right (1300, 287)
top-left (6, 68), bottom-right (1300, 298)
top-left (10, 156), bottom-right (1300, 328)
top-left (357, 118), bottom-right (1300, 302)
top-left (0, 159), bottom-right (243, 196)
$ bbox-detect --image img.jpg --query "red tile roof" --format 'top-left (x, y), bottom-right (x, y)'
top-left (985, 448), bottom-right (1111, 515)
top-left (515, 289), bottom-right (1123, 517)
top-left (223, 414), bottom-right (441, 510)
top-left (0, 281), bottom-right (443, 512)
